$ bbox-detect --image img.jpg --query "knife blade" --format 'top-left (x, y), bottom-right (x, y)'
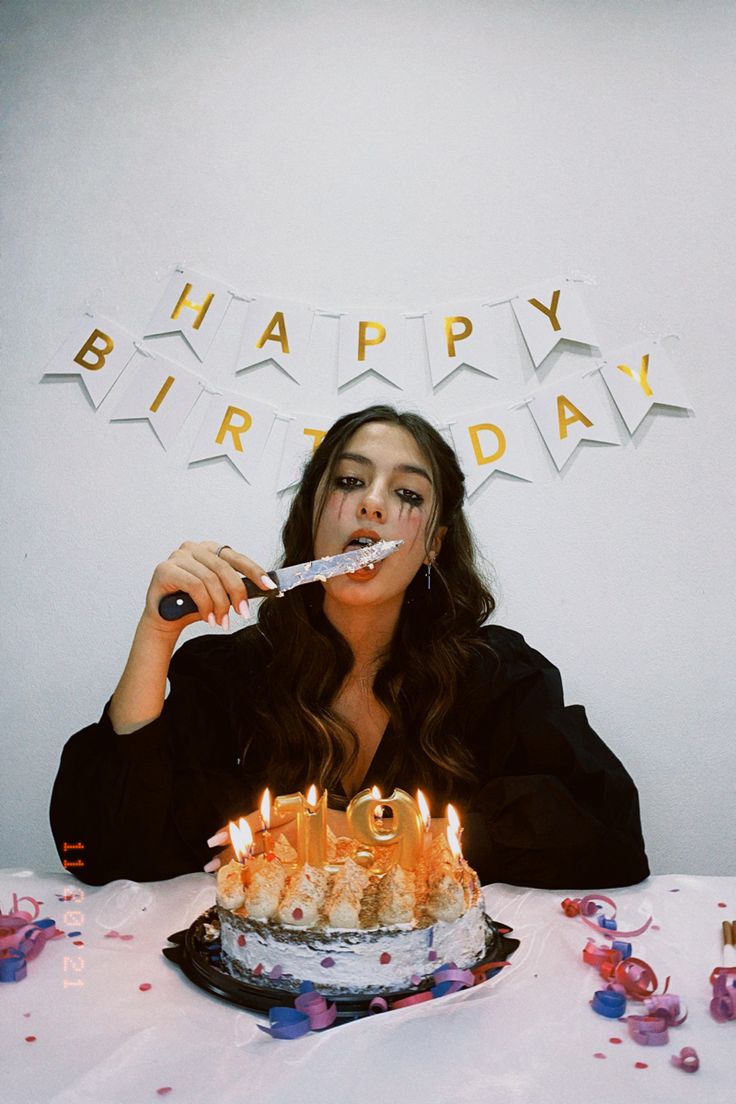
top-left (158, 538), bottom-right (404, 620)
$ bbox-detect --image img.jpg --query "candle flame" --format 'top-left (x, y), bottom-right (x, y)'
top-left (446, 823), bottom-right (462, 860)
top-left (260, 788), bottom-right (271, 829)
top-left (446, 803), bottom-right (461, 834)
top-left (306, 784), bottom-right (318, 807)
top-left (416, 789), bottom-right (431, 831)
top-left (229, 817), bottom-right (254, 862)
top-left (371, 786), bottom-right (385, 823)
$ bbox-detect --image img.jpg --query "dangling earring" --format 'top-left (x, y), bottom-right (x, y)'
top-left (426, 559), bottom-right (432, 591)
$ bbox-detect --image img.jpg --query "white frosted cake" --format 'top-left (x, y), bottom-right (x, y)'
top-left (215, 832), bottom-right (491, 995)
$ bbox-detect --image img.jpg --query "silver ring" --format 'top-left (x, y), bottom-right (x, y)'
top-left (216, 545), bottom-right (232, 558)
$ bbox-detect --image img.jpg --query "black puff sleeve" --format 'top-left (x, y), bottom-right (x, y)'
top-left (49, 628), bottom-right (266, 885)
top-left (462, 627), bottom-right (649, 889)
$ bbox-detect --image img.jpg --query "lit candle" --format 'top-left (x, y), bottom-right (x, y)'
top-left (347, 787), bottom-right (423, 870)
top-left (416, 789), bottom-right (431, 833)
top-left (273, 786), bottom-right (328, 867)
top-left (371, 785), bottom-right (384, 830)
top-left (260, 788), bottom-right (274, 857)
top-left (446, 804), bottom-right (463, 865)
top-left (228, 816), bottom-right (254, 864)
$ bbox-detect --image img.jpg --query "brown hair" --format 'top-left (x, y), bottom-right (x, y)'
top-left (249, 405), bottom-right (496, 802)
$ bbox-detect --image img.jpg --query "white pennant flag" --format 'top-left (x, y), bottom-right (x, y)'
top-left (237, 297), bottom-right (314, 384)
top-left (450, 404), bottom-right (540, 494)
top-left (423, 301), bottom-right (502, 387)
top-left (189, 389), bottom-right (276, 482)
top-left (600, 340), bottom-right (691, 434)
top-left (337, 309), bottom-right (406, 388)
top-left (511, 279), bottom-right (599, 368)
top-left (43, 314), bottom-right (138, 407)
top-left (277, 411), bottom-right (333, 492)
top-left (526, 371), bottom-right (620, 471)
top-left (144, 267), bottom-right (236, 361)
top-left (109, 352), bottom-right (205, 449)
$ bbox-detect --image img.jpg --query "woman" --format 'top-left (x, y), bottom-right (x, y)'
top-left (50, 404), bottom-right (649, 889)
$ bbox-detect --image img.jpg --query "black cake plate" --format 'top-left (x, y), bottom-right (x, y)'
top-left (162, 906), bottom-right (519, 1022)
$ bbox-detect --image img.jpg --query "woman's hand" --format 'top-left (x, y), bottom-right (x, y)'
top-left (204, 809), bottom-right (298, 872)
top-left (203, 809), bottom-right (351, 872)
top-left (143, 540), bottom-right (276, 635)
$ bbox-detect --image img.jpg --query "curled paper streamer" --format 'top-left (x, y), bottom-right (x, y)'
top-left (709, 966), bottom-right (736, 1023)
top-left (577, 894), bottom-right (653, 940)
top-left (627, 1013), bottom-right (670, 1045)
top-left (0, 912), bottom-right (58, 983)
top-left (643, 993), bottom-right (687, 1026)
top-left (612, 957), bottom-right (658, 1001)
top-left (257, 983), bottom-right (337, 1038)
top-left (0, 948), bottom-right (28, 983)
top-left (431, 963), bottom-right (476, 997)
top-left (591, 987), bottom-right (626, 1018)
top-left (670, 1046), bottom-right (699, 1072)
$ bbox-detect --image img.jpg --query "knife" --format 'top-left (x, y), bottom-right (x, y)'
top-left (158, 538), bottom-right (404, 620)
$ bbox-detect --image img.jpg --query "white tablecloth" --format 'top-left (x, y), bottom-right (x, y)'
top-left (2, 869), bottom-right (733, 1104)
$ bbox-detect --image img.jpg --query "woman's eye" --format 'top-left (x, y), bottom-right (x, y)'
top-left (335, 475), bottom-right (363, 490)
top-left (397, 488), bottom-right (424, 506)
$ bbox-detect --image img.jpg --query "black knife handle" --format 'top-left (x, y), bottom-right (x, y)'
top-left (158, 572), bottom-right (281, 621)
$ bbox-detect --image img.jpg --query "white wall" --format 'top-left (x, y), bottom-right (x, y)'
top-left (2, 0), bottom-right (734, 875)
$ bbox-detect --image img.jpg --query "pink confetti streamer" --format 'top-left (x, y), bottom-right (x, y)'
top-left (627, 1014), bottom-right (669, 1045)
top-left (576, 894), bottom-right (653, 940)
top-left (670, 1046), bottom-right (699, 1072)
top-left (709, 967), bottom-right (736, 1022)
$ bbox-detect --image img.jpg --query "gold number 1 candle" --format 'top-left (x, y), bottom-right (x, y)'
top-left (347, 787), bottom-right (423, 869)
top-left (273, 786), bottom-right (328, 867)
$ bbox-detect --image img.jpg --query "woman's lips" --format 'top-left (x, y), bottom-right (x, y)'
top-left (347, 558), bottom-right (385, 582)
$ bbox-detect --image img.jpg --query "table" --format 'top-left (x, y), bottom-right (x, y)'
top-left (2, 869), bottom-right (733, 1104)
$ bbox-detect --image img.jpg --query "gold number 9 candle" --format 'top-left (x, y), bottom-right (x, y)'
top-left (347, 787), bottom-right (423, 869)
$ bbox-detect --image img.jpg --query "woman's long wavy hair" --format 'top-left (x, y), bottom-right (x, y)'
top-left (249, 405), bottom-right (496, 805)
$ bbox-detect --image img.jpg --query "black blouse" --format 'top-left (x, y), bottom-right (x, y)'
top-left (49, 624), bottom-right (649, 890)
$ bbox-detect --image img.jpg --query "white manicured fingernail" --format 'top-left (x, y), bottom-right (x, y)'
top-left (207, 829), bottom-right (229, 847)
top-left (239, 599), bottom-right (250, 618)
top-left (221, 614), bottom-right (229, 631)
top-left (207, 613), bottom-right (216, 628)
top-left (203, 857), bottom-right (221, 873)
top-left (260, 574), bottom-right (278, 590)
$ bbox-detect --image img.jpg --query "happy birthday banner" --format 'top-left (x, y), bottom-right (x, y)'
top-left (41, 266), bottom-right (692, 493)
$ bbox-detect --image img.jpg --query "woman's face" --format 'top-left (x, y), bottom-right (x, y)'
top-left (313, 421), bottom-right (444, 613)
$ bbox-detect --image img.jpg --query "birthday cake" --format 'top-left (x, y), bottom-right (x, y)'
top-left (215, 831), bottom-right (492, 996)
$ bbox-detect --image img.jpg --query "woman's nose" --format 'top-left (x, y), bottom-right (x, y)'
top-left (358, 486), bottom-right (385, 520)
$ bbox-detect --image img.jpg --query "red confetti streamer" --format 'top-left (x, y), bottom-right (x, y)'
top-left (634, 1061), bottom-right (648, 1069)
top-left (614, 958), bottom-right (658, 1001)
top-left (593, 1052), bottom-right (606, 1059)
top-left (25, 1035), bottom-right (36, 1042)
top-left (379, 952), bottom-right (391, 964)
top-left (138, 983), bottom-right (152, 991)
top-left (156, 1089), bottom-right (173, 1096)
